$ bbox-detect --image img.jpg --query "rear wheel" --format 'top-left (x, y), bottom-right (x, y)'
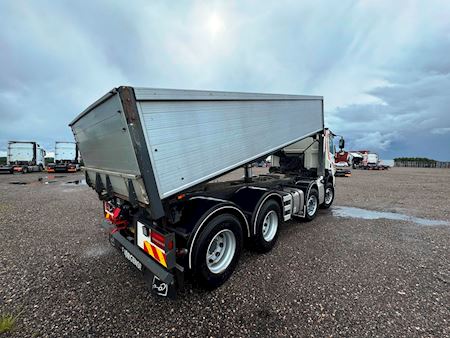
top-left (251, 199), bottom-right (281, 253)
top-left (22, 167), bottom-right (28, 174)
top-left (191, 213), bottom-right (243, 289)
top-left (303, 188), bottom-right (319, 221)
top-left (320, 183), bottom-right (334, 209)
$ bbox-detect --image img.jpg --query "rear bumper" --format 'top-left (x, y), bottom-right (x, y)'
top-left (111, 231), bottom-right (174, 284)
top-left (48, 165), bottom-right (75, 172)
top-left (335, 169), bottom-right (352, 177)
top-left (110, 231), bottom-right (180, 297)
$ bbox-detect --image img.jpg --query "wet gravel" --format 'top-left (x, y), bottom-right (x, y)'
top-left (0, 168), bottom-right (449, 337)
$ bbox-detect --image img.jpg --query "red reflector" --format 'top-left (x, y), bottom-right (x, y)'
top-left (150, 231), bottom-right (165, 249)
top-left (167, 240), bottom-right (174, 251)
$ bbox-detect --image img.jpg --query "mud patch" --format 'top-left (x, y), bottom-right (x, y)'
top-left (333, 206), bottom-right (449, 226)
top-left (83, 246), bottom-right (113, 258)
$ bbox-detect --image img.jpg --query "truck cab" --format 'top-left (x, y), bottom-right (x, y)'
top-left (47, 142), bottom-right (80, 173)
top-left (0, 141), bottom-right (46, 174)
top-left (270, 128), bottom-right (336, 212)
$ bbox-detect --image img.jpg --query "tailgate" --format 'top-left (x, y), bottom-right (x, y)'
top-left (70, 90), bottom-right (149, 205)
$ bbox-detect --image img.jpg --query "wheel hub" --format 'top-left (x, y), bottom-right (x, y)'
top-left (206, 229), bottom-right (236, 274)
top-left (325, 187), bottom-right (333, 204)
top-left (262, 210), bottom-right (278, 242)
top-left (307, 195), bottom-right (318, 216)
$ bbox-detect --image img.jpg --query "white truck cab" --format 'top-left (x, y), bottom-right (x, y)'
top-left (0, 141), bottom-right (46, 174)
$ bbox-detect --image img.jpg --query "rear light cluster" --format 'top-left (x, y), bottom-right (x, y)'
top-left (148, 229), bottom-right (174, 251)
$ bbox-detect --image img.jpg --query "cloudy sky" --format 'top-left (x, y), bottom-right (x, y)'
top-left (1, 0), bottom-right (449, 160)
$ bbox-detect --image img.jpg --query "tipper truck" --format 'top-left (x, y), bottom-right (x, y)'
top-left (47, 141), bottom-right (80, 173)
top-left (0, 141), bottom-right (46, 174)
top-left (70, 86), bottom-right (339, 297)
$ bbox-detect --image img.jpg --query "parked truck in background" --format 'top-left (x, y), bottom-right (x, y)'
top-left (353, 151), bottom-right (388, 170)
top-left (335, 150), bottom-right (349, 166)
top-left (333, 138), bottom-right (352, 177)
top-left (365, 153), bottom-right (379, 168)
top-left (0, 141), bottom-right (46, 174)
top-left (47, 141), bottom-right (80, 173)
top-left (70, 86), bottom-right (339, 297)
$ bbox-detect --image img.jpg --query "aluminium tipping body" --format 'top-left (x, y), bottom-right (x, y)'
top-left (70, 86), bottom-right (324, 219)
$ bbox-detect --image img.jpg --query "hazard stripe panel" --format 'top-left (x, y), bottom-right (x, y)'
top-left (143, 241), bottom-right (167, 267)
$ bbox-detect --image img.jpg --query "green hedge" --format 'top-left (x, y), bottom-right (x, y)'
top-left (45, 157), bottom-right (54, 165)
top-left (394, 157), bottom-right (436, 163)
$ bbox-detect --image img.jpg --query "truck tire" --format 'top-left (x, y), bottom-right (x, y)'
top-left (303, 188), bottom-right (319, 222)
top-left (191, 213), bottom-right (243, 289)
top-left (320, 183), bottom-right (334, 209)
top-left (39, 164), bottom-right (44, 172)
top-left (251, 199), bottom-right (281, 253)
top-left (22, 167), bottom-right (28, 174)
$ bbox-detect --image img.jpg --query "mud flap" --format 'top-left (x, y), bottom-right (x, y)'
top-left (143, 269), bottom-right (176, 299)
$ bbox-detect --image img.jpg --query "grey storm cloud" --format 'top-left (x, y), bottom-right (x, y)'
top-left (0, 0), bottom-right (449, 160)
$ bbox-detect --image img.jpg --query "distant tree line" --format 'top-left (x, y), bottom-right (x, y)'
top-left (393, 157), bottom-right (436, 163)
top-left (394, 157), bottom-right (450, 168)
top-left (0, 157), bottom-right (6, 165)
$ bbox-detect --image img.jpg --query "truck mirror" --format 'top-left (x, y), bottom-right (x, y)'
top-left (339, 138), bottom-right (345, 150)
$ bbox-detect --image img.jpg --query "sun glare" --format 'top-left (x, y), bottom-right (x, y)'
top-left (207, 13), bottom-right (225, 37)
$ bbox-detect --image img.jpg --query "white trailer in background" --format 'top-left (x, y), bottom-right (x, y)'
top-left (355, 152), bottom-right (388, 170)
top-left (70, 86), bottom-right (339, 297)
top-left (0, 141), bottom-right (46, 174)
top-left (47, 141), bottom-right (80, 173)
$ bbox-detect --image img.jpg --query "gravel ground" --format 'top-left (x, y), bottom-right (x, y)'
top-left (0, 168), bottom-right (449, 337)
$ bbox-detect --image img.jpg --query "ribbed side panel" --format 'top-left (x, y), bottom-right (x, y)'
top-left (137, 99), bottom-right (323, 198)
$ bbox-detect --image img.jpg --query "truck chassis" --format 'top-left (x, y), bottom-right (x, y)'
top-left (90, 149), bottom-right (334, 298)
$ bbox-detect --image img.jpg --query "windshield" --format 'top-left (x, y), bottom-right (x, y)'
top-left (329, 135), bottom-right (335, 154)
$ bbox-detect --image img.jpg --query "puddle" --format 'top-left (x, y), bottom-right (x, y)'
top-left (9, 178), bottom-right (58, 185)
top-left (65, 179), bottom-right (86, 185)
top-left (45, 175), bottom-right (66, 179)
top-left (333, 206), bottom-right (449, 226)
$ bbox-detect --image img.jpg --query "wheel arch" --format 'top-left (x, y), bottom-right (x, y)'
top-left (307, 181), bottom-right (319, 196)
top-left (252, 192), bottom-right (284, 236)
top-left (327, 175), bottom-right (334, 186)
top-left (187, 203), bottom-right (249, 270)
